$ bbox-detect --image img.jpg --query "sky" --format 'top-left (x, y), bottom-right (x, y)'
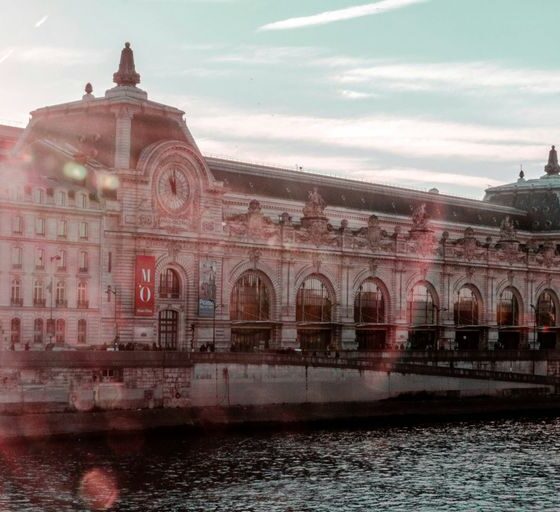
top-left (1, 0), bottom-right (560, 198)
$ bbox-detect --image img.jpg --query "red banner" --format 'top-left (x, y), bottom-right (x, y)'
top-left (134, 255), bottom-right (156, 316)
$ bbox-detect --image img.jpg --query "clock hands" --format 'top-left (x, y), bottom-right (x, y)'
top-left (169, 169), bottom-right (177, 195)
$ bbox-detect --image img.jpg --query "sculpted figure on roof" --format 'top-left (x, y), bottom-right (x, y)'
top-left (226, 199), bottom-right (277, 241)
top-left (355, 214), bottom-right (390, 252)
top-left (411, 203), bottom-right (429, 231)
top-left (303, 187), bottom-right (327, 218)
top-left (499, 215), bottom-right (517, 240)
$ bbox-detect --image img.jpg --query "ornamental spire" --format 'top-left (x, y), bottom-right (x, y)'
top-left (545, 145), bottom-right (560, 175)
top-left (113, 42), bottom-right (140, 87)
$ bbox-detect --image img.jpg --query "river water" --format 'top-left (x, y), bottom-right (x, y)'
top-left (2, 417), bottom-right (560, 511)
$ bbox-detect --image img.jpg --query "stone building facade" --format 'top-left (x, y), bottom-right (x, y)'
top-left (1, 43), bottom-right (560, 352)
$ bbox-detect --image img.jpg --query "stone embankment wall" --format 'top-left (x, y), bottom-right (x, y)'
top-left (0, 352), bottom-right (554, 417)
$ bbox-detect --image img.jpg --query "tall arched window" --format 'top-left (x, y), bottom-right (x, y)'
top-left (56, 281), bottom-right (66, 306)
top-left (536, 290), bottom-right (557, 349)
top-left (55, 319), bottom-right (65, 344)
top-left (34, 319), bottom-right (43, 344)
top-left (537, 291), bottom-right (556, 327)
top-left (408, 283), bottom-right (436, 325)
top-left (159, 268), bottom-right (181, 299)
top-left (454, 287), bottom-right (479, 325)
top-left (77, 319), bottom-right (87, 344)
top-left (296, 276), bottom-right (332, 322)
top-left (354, 279), bottom-right (385, 323)
top-left (497, 288), bottom-right (519, 326)
top-left (231, 271), bottom-right (270, 321)
top-left (11, 318), bottom-right (21, 345)
top-left (77, 281), bottom-right (88, 307)
top-left (33, 280), bottom-right (45, 306)
top-left (11, 278), bottom-right (21, 304)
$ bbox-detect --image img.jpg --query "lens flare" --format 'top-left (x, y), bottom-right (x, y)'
top-left (101, 174), bottom-right (119, 190)
top-left (63, 161), bottom-right (87, 181)
top-left (79, 468), bottom-right (119, 511)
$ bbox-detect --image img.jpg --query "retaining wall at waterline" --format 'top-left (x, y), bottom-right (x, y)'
top-left (0, 351), bottom-right (557, 438)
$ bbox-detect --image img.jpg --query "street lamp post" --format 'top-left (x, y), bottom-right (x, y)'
top-left (435, 306), bottom-right (449, 350)
top-left (49, 255), bottom-right (61, 345)
top-left (530, 303), bottom-right (537, 350)
top-left (106, 285), bottom-right (118, 349)
top-left (211, 299), bottom-right (218, 352)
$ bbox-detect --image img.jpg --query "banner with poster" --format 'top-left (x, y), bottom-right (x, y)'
top-left (199, 259), bottom-right (217, 317)
top-left (134, 255), bottom-right (156, 316)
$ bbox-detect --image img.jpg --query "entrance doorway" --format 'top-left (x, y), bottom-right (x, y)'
top-left (538, 331), bottom-right (557, 350)
top-left (356, 330), bottom-right (386, 350)
top-left (231, 328), bottom-right (272, 351)
top-left (158, 310), bottom-right (178, 350)
top-left (408, 329), bottom-right (437, 350)
top-left (298, 329), bottom-right (332, 351)
top-left (455, 329), bottom-right (481, 350)
top-left (497, 330), bottom-right (520, 350)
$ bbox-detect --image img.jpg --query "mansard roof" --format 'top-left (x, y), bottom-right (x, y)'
top-left (207, 157), bottom-right (530, 231)
top-left (485, 149), bottom-right (560, 231)
top-left (0, 124), bottom-right (23, 162)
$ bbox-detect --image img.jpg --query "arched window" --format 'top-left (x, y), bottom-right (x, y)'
top-left (537, 291), bottom-right (556, 327)
top-left (296, 276), bottom-right (332, 322)
top-left (11, 278), bottom-right (21, 303)
top-left (77, 319), bottom-right (87, 344)
top-left (33, 280), bottom-right (45, 306)
top-left (34, 319), bottom-right (43, 344)
top-left (55, 319), bottom-right (65, 344)
top-left (33, 188), bottom-right (44, 204)
top-left (77, 281), bottom-right (88, 307)
top-left (408, 283), bottom-right (437, 325)
top-left (159, 268), bottom-right (180, 299)
top-left (454, 287), bottom-right (479, 325)
top-left (497, 288), bottom-right (519, 326)
top-left (231, 271), bottom-right (270, 321)
top-left (57, 190), bottom-right (66, 206)
top-left (354, 279), bottom-right (385, 323)
top-left (56, 281), bottom-right (66, 306)
top-left (79, 251), bottom-right (88, 272)
top-left (11, 247), bottom-right (22, 268)
top-left (11, 318), bottom-right (21, 345)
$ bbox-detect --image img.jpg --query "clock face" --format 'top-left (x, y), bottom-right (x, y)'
top-left (156, 167), bottom-right (190, 214)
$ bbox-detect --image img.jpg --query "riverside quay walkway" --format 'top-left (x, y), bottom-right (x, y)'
top-left (0, 349), bottom-right (559, 387)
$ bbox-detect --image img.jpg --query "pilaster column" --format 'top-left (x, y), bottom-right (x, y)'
top-left (114, 107), bottom-right (133, 169)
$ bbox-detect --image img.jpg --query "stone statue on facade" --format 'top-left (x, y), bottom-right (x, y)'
top-left (226, 199), bottom-right (277, 240)
top-left (411, 203), bottom-right (429, 231)
top-left (545, 145), bottom-right (560, 175)
top-left (303, 187), bottom-right (327, 218)
top-left (355, 214), bottom-right (389, 251)
top-left (297, 187), bottom-right (337, 246)
top-left (499, 215), bottom-right (517, 240)
top-left (113, 42), bottom-right (141, 86)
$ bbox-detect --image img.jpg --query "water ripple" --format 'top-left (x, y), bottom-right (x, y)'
top-left (1, 417), bottom-right (560, 510)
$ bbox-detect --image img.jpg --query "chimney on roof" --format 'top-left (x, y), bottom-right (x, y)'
top-left (113, 42), bottom-right (140, 87)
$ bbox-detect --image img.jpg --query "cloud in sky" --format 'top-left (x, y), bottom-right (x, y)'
top-left (258, 0), bottom-right (427, 31)
top-left (0, 49), bottom-right (14, 65)
top-left (213, 45), bottom-right (321, 65)
top-left (1, 46), bottom-right (105, 66)
top-left (334, 60), bottom-right (560, 95)
top-left (34, 15), bottom-right (48, 28)
top-left (339, 89), bottom-right (378, 100)
top-left (188, 101), bottom-right (548, 163)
